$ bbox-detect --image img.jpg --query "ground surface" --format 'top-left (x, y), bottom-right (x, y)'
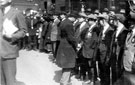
top-left (16, 50), bottom-right (82, 85)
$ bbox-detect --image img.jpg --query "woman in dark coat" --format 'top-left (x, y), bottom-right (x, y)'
top-left (56, 19), bottom-right (77, 68)
top-left (56, 13), bottom-right (77, 85)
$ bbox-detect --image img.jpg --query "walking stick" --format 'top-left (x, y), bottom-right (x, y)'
top-left (96, 61), bottom-right (101, 82)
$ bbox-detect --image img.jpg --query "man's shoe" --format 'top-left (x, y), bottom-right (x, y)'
top-left (39, 49), bottom-right (45, 52)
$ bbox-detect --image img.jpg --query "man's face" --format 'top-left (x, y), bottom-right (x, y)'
top-left (0, 0), bottom-right (11, 6)
top-left (88, 20), bottom-right (95, 25)
top-left (60, 14), bottom-right (65, 20)
top-left (68, 17), bottom-right (75, 22)
top-left (78, 17), bottom-right (85, 22)
top-left (53, 15), bottom-right (58, 19)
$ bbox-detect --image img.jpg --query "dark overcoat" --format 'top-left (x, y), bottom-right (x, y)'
top-left (75, 21), bottom-right (89, 43)
top-left (26, 17), bottom-right (38, 36)
top-left (98, 26), bottom-right (114, 63)
top-left (56, 19), bottom-right (77, 68)
top-left (80, 26), bottom-right (100, 59)
top-left (0, 7), bottom-right (27, 59)
top-left (41, 21), bottom-right (48, 37)
top-left (110, 27), bottom-right (128, 66)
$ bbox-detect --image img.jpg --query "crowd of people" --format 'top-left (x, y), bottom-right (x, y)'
top-left (17, 7), bottom-right (135, 85)
top-left (0, 0), bottom-right (135, 85)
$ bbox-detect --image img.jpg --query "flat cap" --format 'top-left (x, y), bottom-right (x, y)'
top-left (114, 14), bottom-right (126, 23)
top-left (78, 12), bottom-right (88, 18)
top-left (103, 8), bottom-right (109, 12)
top-left (87, 14), bottom-right (97, 20)
top-left (97, 14), bottom-right (109, 20)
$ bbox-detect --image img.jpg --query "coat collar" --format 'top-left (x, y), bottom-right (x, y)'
top-left (3, 7), bottom-right (15, 20)
top-left (116, 25), bottom-right (127, 37)
top-left (104, 25), bottom-right (113, 34)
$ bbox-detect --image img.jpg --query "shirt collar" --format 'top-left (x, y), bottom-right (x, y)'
top-left (103, 23), bottom-right (109, 34)
top-left (62, 18), bottom-right (66, 21)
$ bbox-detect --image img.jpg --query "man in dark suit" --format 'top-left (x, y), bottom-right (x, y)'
top-left (79, 14), bottom-right (100, 84)
top-left (0, 0), bottom-right (27, 85)
top-left (110, 14), bottom-right (128, 84)
top-left (26, 13), bottom-right (39, 50)
top-left (39, 19), bottom-right (48, 52)
top-left (97, 14), bottom-right (115, 85)
top-left (56, 12), bottom-right (77, 85)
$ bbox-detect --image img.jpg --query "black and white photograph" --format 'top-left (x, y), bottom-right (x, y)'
top-left (0, 0), bottom-right (135, 85)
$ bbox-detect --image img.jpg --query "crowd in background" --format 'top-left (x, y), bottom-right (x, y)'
top-left (17, 7), bottom-right (135, 85)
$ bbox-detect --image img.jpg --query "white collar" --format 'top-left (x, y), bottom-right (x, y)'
top-left (89, 23), bottom-right (96, 31)
top-left (4, 5), bottom-right (11, 14)
top-left (116, 23), bottom-right (124, 37)
top-left (103, 23), bottom-right (109, 34)
top-left (132, 27), bottom-right (135, 34)
top-left (73, 20), bottom-right (78, 25)
top-left (79, 21), bottom-right (86, 32)
top-left (80, 21), bottom-right (86, 27)
top-left (62, 18), bottom-right (66, 21)
top-left (54, 18), bottom-right (58, 22)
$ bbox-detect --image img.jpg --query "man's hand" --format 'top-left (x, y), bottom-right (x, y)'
top-left (26, 33), bottom-right (29, 36)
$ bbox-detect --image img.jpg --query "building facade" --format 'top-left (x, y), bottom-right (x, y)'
top-left (12, 0), bottom-right (66, 13)
top-left (12, 0), bottom-right (126, 13)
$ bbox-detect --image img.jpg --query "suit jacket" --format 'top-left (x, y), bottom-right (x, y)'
top-left (56, 18), bottom-right (77, 68)
top-left (0, 7), bottom-right (27, 58)
top-left (123, 30), bottom-right (135, 72)
top-left (26, 17), bottom-right (38, 36)
top-left (111, 27), bottom-right (128, 59)
top-left (73, 20), bottom-right (80, 32)
top-left (41, 21), bottom-right (48, 37)
top-left (50, 18), bottom-right (60, 41)
top-left (75, 21), bottom-right (89, 43)
top-left (80, 24), bottom-right (100, 59)
top-left (98, 26), bottom-right (114, 63)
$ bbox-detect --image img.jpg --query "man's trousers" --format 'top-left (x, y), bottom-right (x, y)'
top-left (60, 68), bottom-right (72, 85)
top-left (1, 58), bottom-right (16, 85)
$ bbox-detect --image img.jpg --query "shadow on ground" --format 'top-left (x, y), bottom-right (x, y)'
top-left (48, 54), bottom-right (55, 61)
top-left (53, 70), bottom-right (62, 83)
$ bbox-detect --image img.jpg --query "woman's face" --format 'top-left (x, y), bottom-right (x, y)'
top-left (0, 0), bottom-right (11, 6)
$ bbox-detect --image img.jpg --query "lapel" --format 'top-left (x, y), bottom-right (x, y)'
top-left (3, 7), bottom-right (15, 20)
top-left (104, 26), bottom-right (113, 35)
top-left (80, 21), bottom-right (89, 32)
top-left (117, 26), bottom-right (126, 37)
top-left (60, 18), bottom-right (67, 27)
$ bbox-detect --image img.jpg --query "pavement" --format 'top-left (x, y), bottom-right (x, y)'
top-left (16, 50), bottom-right (83, 85)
